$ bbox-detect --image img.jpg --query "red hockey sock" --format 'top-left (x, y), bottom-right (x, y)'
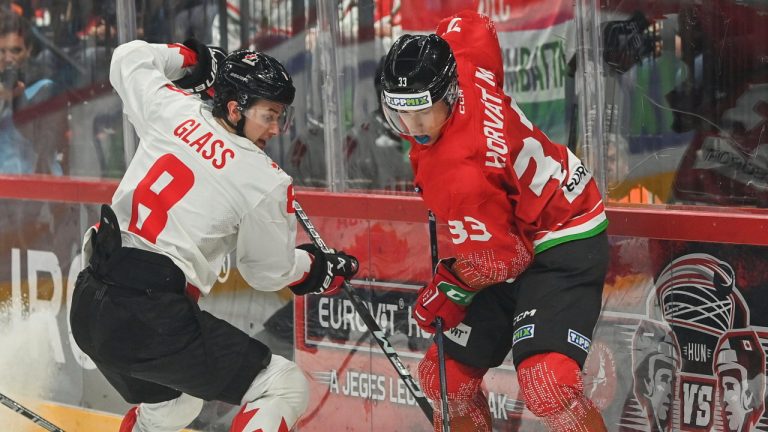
top-left (119, 406), bottom-right (138, 432)
top-left (518, 352), bottom-right (607, 432)
top-left (418, 344), bottom-right (492, 432)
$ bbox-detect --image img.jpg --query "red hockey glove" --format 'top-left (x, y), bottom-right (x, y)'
top-left (413, 259), bottom-right (478, 333)
top-left (172, 38), bottom-right (226, 98)
top-left (289, 243), bottom-right (359, 296)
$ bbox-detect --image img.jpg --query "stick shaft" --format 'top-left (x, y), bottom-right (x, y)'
top-left (428, 210), bottom-right (450, 431)
top-left (434, 318), bottom-right (450, 432)
top-left (0, 392), bottom-right (65, 432)
top-left (428, 210), bottom-right (438, 271)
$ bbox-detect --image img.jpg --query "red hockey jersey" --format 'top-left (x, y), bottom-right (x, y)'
top-left (410, 11), bottom-right (607, 288)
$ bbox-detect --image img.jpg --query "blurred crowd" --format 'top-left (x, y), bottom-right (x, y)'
top-left (2, 0), bottom-right (768, 209)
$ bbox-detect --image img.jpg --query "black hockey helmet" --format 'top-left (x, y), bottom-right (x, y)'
top-left (380, 34), bottom-right (458, 144)
top-left (380, 34), bottom-right (457, 107)
top-left (213, 49), bottom-right (295, 135)
top-left (374, 55), bottom-right (386, 104)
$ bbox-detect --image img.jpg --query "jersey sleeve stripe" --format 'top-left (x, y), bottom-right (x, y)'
top-left (533, 213), bottom-right (608, 254)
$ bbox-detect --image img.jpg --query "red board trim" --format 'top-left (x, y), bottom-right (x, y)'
top-left (1, 175), bottom-right (766, 246)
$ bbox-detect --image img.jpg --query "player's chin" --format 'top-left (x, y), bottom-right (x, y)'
top-left (256, 139), bottom-right (267, 150)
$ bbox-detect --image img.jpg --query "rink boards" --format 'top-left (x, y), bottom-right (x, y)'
top-left (1, 186), bottom-right (768, 431)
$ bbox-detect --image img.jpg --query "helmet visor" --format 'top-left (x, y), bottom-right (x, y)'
top-left (381, 86), bottom-right (457, 142)
top-left (241, 103), bottom-right (294, 134)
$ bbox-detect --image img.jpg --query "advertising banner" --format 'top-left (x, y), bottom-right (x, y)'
top-left (2, 194), bottom-right (766, 431)
top-left (295, 280), bottom-right (525, 432)
top-left (296, 232), bottom-right (768, 431)
top-left (606, 239), bottom-right (768, 432)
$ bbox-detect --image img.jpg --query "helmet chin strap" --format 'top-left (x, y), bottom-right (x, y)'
top-left (223, 111), bottom-right (248, 138)
top-left (235, 117), bottom-right (247, 138)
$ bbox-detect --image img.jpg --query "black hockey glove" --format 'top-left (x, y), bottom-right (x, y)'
top-left (289, 243), bottom-right (359, 296)
top-left (172, 38), bottom-right (226, 98)
top-left (602, 11), bottom-right (657, 74)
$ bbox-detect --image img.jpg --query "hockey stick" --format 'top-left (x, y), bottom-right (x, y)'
top-left (428, 210), bottom-right (450, 431)
top-left (428, 211), bottom-right (439, 271)
top-left (433, 319), bottom-right (450, 431)
top-left (293, 201), bottom-right (435, 424)
top-left (0, 392), bottom-right (65, 432)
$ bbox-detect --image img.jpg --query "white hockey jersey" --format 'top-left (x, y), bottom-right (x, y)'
top-left (98, 40), bottom-right (311, 294)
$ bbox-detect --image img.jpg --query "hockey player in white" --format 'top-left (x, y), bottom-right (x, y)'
top-left (69, 39), bottom-right (358, 432)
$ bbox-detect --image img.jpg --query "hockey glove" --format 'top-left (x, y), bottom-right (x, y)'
top-left (289, 243), bottom-right (359, 296)
top-left (602, 11), bottom-right (657, 74)
top-left (413, 258), bottom-right (478, 333)
top-left (172, 38), bottom-right (226, 98)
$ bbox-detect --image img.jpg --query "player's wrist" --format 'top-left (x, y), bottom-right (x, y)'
top-left (434, 258), bottom-right (477, 306)
top-left (436, 280), bottom-right (476, 306)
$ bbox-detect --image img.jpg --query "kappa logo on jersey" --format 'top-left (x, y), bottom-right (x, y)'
top-left (568, 329), bottom-right (591, 353)
top-left (513, 324), bottom-right (535, 346)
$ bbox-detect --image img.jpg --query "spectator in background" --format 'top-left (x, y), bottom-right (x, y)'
top-left (345, 56), bottom-right (412, 191)
top-left (25, 1), bottom-right (113, 89)
top-left (171, 0), bottom-right (219, 44)
top-left (0, 9), bottom-right (33, 174)
top-left (211, 0), bottom-right (294, 51)
top-left (0, 11), bottom-right (63, 174)
top-left (289, 57), bottom-right (413, 192)
top-left (287, 117), bottom-right (327, 187)
top-left (0, 7), bottom-right (55, 106)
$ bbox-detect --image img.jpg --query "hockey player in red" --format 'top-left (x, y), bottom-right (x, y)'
top-left (381, 11), bottom-right (609, 432)
top-left (69, 39), bottom-right (358, 432)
